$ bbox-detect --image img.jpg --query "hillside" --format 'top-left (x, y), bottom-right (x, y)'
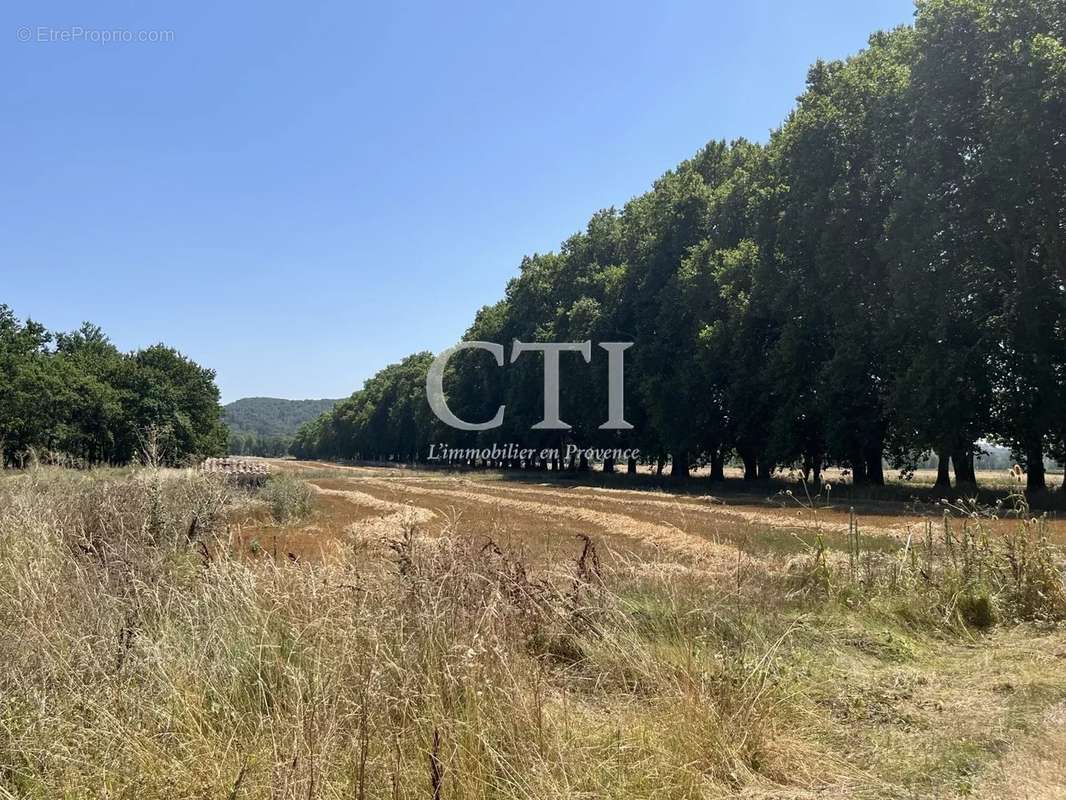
top-left (222, 397), bottom-right (340, 441)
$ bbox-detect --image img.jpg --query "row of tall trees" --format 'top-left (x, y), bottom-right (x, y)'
top-left (292, 354), bottom-right (436, 464)
top-left (0, 306), bottom-right (227, 466)
top-left (294, 0), bottom-right (1065, 491)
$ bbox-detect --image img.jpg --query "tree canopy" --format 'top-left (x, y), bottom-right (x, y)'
top-left (0, 307), bottom-right (227, 466)
top-left (297, 0), bottom-right (1064, 491)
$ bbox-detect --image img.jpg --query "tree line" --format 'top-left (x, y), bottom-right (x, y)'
top-left (295, 0), bottom-right (1065, 492)
top-left (0, 306), bottom-right (227, 466)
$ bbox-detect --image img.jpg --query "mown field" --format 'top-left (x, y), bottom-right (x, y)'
top-left (1, 461), bottom-right (1064, 799)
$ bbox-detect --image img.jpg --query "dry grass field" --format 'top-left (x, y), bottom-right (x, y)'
top-left (1, 460), bottom-right (1065, 798)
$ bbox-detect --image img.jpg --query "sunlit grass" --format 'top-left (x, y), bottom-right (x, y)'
top-left (0, 465), bottom-right (1063, 797)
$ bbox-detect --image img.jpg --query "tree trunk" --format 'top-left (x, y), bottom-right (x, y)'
top-left (579, 453), bottom-right (589, 472)
top-left (756, 460), bottom-right (771, 481)
top-left (656, 456), bottom-right (665, 476)
top-left (866, 447), bottom-right (885, 486)
top-left (627, 456), bottom-right (637, 475)
top-left (670, 450), bottom-right (689, 479)
top-left (709, 448), bottom-right (725, 482)
top-left (851, 454), bottom-right (868, 486)
top-left (952, 448), bottom-right (977, 488)
top-left (1027, 443), bottom-right (1047, 492)
top-left (934, 448), bottom-right (951, 489)
top-left (741, 450), bottom-right (758, 481)
top-left (603, 456), bottom-right (614, 473)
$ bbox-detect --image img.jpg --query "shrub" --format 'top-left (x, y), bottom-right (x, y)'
top-left (788, 496), bottom-right (1066, 628)
top-left (262, 471), bottom-right (314, 522)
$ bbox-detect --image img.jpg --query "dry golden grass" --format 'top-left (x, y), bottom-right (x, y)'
top-left (0, 462), bottom-right (1064, 798)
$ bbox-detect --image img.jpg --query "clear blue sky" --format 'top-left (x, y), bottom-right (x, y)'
top-left (2, 0), bottom-right (915, 403)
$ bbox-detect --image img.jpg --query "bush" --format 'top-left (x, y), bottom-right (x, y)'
top-left (262, 472), bottom-right (314, 522)
top-left (788, 496), bottom-right (1066, 629)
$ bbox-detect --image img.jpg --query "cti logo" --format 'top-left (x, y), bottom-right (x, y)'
top-left (426, 340), bottom-right (634, 431)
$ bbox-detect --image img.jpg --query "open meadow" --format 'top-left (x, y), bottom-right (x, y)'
top-left (1, 460), bottom-right (1065, 799)
top-left (6, 0), bottom-right (1065, 795)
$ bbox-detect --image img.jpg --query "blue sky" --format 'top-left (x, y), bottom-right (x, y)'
top-left (2, 0), bottom-right (915, 403)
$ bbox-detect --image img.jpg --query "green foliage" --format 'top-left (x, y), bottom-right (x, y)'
top-left (0, 307), bottom-right (226, 466)
top-left (294, 0), bottom-right (1065, 491)
top-left (223, 397), bottom-right (340, 438)
top-left (222, 397), bottom-right (339, 457)
top-left (790, 497), bottom-right (1066, 629)
top-left (227, 431), bottom-right (292, 458)
top-left (291, 353), bottom-right (439, 463)
top-left (261, 472), bottom-right (314, 523)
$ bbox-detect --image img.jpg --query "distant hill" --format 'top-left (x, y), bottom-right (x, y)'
top-left (222, 397), bottom-right (341, 439)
